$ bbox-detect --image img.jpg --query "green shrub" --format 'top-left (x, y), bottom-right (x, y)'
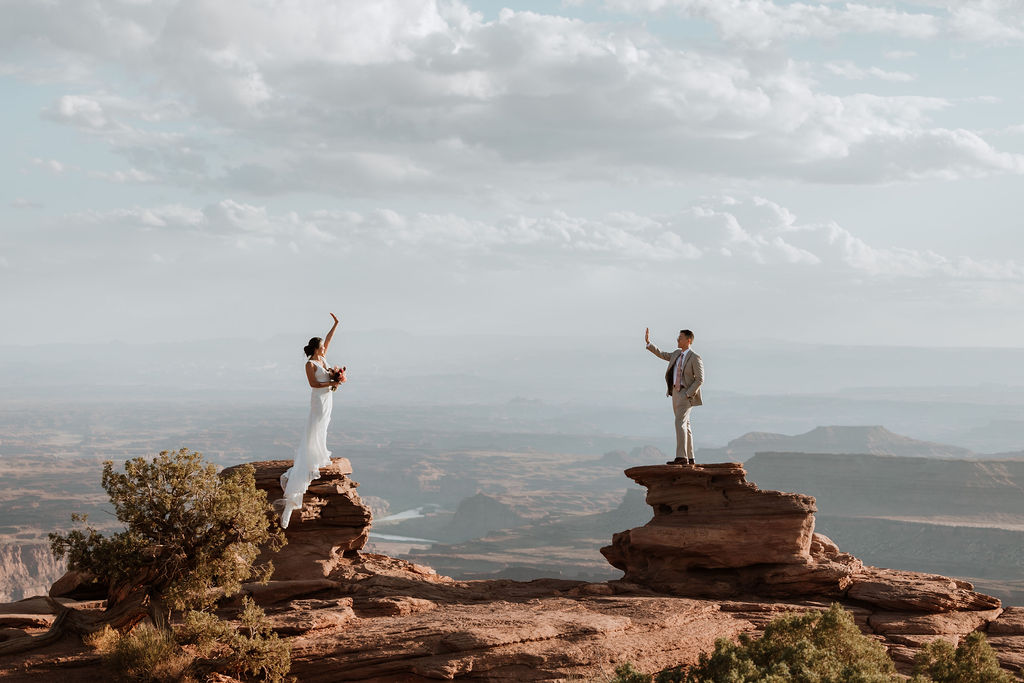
top-left (910, 631), bottom-right (1015, 683)
top-left (613, 604), bottom-right (900, 683)
top-left (178, 597), bottom-right (290, 683)
top-left (104, 623), bottom-right (192, 682)
top-left (610, 661), bottom-right (652, 683)
top-left (50, 449), bottom-right (285, 628)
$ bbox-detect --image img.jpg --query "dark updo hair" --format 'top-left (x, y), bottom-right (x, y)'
top-left (303, 337), bottom-right (322, 358)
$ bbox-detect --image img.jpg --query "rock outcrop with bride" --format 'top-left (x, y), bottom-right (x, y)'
top-left (1, 458), bottom-right (1022, 681)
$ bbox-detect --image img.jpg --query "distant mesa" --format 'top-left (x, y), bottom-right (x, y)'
top-left (744, 451), bottom-right (1024, 522)
top-left (441, 493), bottom-right (529, 543)
top-left (698, 425), bottom-right (975, 462)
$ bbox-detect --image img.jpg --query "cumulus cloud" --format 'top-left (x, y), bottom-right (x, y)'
top-left (30, 158), bottom-right (66, 174)
top-left (72, 196), bottom-right (1024, 282)
top-left (600, 0), bottom-right (939, 47)
top-left (10, 198), bottom-right (43, 209)
top-left (88, 168), bottom-right (158, 183)
top-left (824, 61), bottom-right (915, 82)
top-left (4, 0), bottom-right (1019, 194)
top-left (948, 2), bottom-right (1024, 43)
top-left (601, 0), bottom-right (1024, 47)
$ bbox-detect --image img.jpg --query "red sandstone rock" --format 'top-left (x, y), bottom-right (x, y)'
top-left (847, 568), bottom-right (1000, 612)
top-left (987, 635), bottom-right (1024, 672)
top-left (2, 458), bottom-right (1020, 681)
top-left (603, 463), bottom-right (816, 573)
top-left (238, 579), bottom-right (340, 606)
top-left (225, 458), bottom-right (374, 581)
top-left (601, 463), bottom-right (859, 598)
top-left (989, 606), bottom-right (1024, 635)
top-left (601, 462), bottom-right (1003, 620)
top-left (868, 607), bottom-right (1002, 635)
top-left (266, 598), bottom-right (355, 636)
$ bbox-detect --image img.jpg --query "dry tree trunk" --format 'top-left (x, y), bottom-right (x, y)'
top-left (0, 587), bottom-right (150, 656)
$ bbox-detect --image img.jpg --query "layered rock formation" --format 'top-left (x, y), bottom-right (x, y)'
top-left (601, 462), bottom-right (1018, 672)
top-left (2, 458), bottom-right (1022, 681)
top-left (224, 458), bottom-right (373, 581)
top-left (601, 463), bottom-right (1001, 612)
top-left (0, 544), bottom-right (65, 603)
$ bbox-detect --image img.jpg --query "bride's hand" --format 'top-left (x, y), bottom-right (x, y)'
top-left (330, 312), bottom-right (339, 324)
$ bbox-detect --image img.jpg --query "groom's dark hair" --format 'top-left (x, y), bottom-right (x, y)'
top-left (680, 329), bottom-right (694, 341)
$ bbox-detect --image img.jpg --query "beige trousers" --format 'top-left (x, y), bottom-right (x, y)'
top-left (671, 388), bottom-right (694, 462)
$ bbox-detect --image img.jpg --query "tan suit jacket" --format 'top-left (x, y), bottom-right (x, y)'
top-left (646, 344), bottom-right (704, 405)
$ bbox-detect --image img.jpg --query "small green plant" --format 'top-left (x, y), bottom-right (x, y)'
top-left (612, 604), bottom-right (901, 683)
top-left (910, 631), bottom-right (1015, 683)
top-left (178, 597), bottom-right (290, 683)
top-left (679, 603), bottom-right (897, 682)
top-left (104, 622), bottom-right (192, 682)
top-left (610, 661), bottom-right (652, 683)
top-left (82, 623), bottom-right (119, 653)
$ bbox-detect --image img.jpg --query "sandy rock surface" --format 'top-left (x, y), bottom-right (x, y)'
top-left (0, 459), bottom-right (1021, 681)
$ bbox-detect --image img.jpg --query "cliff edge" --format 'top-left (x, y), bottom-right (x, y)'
top-left (2, 458), bottom-right (1021, 681)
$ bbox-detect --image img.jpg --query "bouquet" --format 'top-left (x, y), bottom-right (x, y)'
top-left (329, 365), bottom-right (347, 391)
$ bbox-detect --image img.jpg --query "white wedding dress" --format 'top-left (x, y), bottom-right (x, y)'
top-left (280, 358), bottom-right (334, 528)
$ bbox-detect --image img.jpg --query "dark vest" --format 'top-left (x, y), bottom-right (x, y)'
top-left (664, 352), bottom-right (681, 397)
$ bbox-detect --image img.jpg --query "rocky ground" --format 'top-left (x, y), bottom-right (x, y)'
top-left (0, 458), bottom-right (1021, 681)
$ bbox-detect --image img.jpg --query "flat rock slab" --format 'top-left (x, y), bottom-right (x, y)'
top-left (286, 595), bottom-right (744, 682)
top-left (987, 635), bottom-right (1024, 672)
top-left (868, 608), bottom-right (1002, 635)
top-left (268, 605), bottom-right (355, 636)
top-left (989, 606), bottom-right (1024, 635)
top-left (239, 579), bottom-right (340, 605)
top-left (847, 569), bottom-right (1000, 612)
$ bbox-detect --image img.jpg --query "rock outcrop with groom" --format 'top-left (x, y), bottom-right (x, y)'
top-left (601, 463), bottom-right (1000, 613)
top-left (1, 457), bottom-right (1022, 681)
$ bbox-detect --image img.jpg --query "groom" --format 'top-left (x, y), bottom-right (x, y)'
top-left (645, 327), bottom-right (704, 465)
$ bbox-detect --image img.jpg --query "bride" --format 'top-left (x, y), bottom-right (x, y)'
top-left (280, 312), bottom-right (345, 528)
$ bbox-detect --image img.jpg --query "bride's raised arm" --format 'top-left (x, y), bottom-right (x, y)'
top-left (323, 312), bottom-right (340, 353)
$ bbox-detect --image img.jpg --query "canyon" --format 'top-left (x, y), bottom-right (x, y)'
top-left (0, 457), bottom-right (1021, 681)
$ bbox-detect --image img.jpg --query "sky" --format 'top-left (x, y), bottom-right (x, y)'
top-left (3, 0), bottom-right (1024, 348)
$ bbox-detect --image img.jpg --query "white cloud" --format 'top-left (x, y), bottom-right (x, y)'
top-left (30, 158), bottom-right (66, 174)
top-left (71, 196), bottom-right (1024, 282)
top-left (824, 61), bottom-right (915, 82)
top-left (601, 0), bottom-right (939, 47)
top-left (10, 198), bottom-right (43, 209)
top-left (4, 1), bottom-right (1016, 193)
top-left (948, 2), bottom-right (1024, 43)
top-left (88, 168), bottom-right (158, 183)
top-left (601, 0), bottom-right (1024, 47)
